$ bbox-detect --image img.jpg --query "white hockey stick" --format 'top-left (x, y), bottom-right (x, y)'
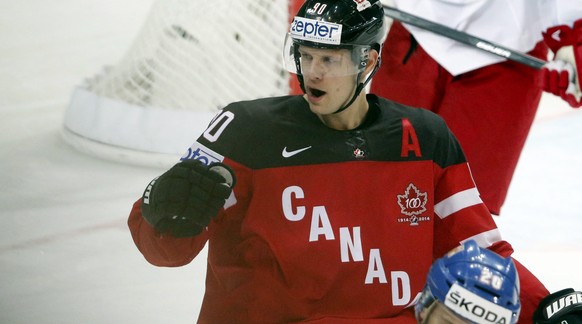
top-left (382, 5), bottom-right (547, 70)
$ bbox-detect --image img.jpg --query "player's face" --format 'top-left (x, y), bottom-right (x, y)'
top-left (298, 46), bottom-right (361, 115)
top-left (419, 301), bottom-right (470, 324)
top-left (298, 46), bottom-right (359, 78)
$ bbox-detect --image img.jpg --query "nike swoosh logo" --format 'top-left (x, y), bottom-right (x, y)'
top-left (282, 146), bottom-right (312, 158)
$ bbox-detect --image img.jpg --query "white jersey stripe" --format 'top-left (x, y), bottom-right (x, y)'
top-left (434, 187), bottom-right (483, 219)
top-left (461, 229), bottom-right (503, 249)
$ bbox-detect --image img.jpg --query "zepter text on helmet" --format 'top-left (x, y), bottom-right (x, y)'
top-left (290, 17), bottom-right (343, 45)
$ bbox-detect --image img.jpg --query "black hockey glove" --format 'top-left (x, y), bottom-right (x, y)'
top-left (140, 159), bottom-right (236, 238)
top-left (533, 288), bottom-right (582, 323)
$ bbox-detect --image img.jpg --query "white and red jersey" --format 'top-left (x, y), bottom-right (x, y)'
top-left (128, 95), bottom-right (547, 323)
top-left (388, 0), bottom-right (582, 75)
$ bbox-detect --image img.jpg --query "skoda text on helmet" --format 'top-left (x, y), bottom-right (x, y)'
top-left (415, 240), bottom-right (521, 324)
top-left (283, 0), bottom-right (386, 114)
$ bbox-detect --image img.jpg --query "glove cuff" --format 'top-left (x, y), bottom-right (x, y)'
top-left (140, 176), bottom-right (162, 228)
top-left (533, 288), bottom-right (582, 323)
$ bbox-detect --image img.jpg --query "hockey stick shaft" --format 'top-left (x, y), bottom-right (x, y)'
top-left (382, 5), bottom-right (547, 70)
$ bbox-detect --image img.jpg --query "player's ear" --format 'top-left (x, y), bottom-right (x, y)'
top-left (364, 49), bottom-right (379, 75)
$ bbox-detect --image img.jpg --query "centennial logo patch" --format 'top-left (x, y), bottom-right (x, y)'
top-left (397, 183), bottom-right (429, 226)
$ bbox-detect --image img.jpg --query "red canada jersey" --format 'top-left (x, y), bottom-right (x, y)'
top-left (128, 94), bottom-right (547, 323)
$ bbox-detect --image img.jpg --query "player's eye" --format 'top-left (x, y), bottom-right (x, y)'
top-left (322, 56), bottom-right (340, 64)
top-left (299, 52), bottom-right (313, 61)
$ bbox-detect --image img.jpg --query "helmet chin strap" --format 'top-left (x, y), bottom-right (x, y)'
top-left (332, 56), bottom-right (381, 114)
top-left (332, 75), bottom-right (366, 114)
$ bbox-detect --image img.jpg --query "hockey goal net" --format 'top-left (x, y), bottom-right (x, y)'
top-left (63, 0), bottom-right (302, 167)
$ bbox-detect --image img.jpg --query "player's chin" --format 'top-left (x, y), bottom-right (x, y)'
top-left (306, 100), bottom-right (337, 116)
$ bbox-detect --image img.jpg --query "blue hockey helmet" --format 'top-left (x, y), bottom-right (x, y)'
top-left (415, 240), bottom-right (521, 324)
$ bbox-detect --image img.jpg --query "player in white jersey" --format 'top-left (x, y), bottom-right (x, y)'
top-left (372, 0), bottom-right (582, 215)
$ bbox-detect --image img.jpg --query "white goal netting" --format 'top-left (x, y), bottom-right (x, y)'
top-left (63, 0), bottom-right (296, 167)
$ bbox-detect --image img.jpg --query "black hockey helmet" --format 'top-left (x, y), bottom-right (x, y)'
top-left (283, 0), bottom-right (387, 112)
top-left (292, 0), bottom-right (385, 50)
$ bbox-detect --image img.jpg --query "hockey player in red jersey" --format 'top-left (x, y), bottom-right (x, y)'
top-left (128, 0), bottom-right (548, 322)
top-left (371, 0), bottom-right (582, 216)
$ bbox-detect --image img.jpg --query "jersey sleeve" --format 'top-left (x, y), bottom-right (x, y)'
top-left (429, 124), bottom-right (549, 322)
top-left (431, 160), bottom-right (549, 322)
top-left (420, 111), bottom-right (498, 257)
top-left (127, 103), bottom-right (254, 267)
top-left (489, 241), bottom-right (549, 323)
top-left (127, 199), bottom-right (210, 267)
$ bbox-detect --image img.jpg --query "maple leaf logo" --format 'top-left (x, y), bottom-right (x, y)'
top-left (397, 183), bottom-right (428, 217)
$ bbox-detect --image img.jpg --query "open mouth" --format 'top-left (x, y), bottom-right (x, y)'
top-left (308, 87), bottom-right (326, 98)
